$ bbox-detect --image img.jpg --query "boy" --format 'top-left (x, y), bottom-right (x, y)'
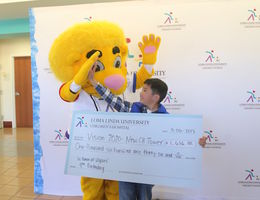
top-left (88, 65), bottom-right (207, 200)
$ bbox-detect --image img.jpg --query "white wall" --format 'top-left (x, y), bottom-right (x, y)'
top-left (0, 35), bottom-right (30, 127)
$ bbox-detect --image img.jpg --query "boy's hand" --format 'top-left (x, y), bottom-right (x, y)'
top-left (73, 51), bottom-right (100, 86)
top-left (87, 62), bottom-right (98, 87)
top-left (199, 136), bottom-right (207, 148)
top-left (138, 34), bottom-right (161, 65)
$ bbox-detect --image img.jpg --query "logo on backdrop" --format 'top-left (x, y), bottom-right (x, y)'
top-left (198, 50), bottom-right (227, 69)
top-left (43, 67), bottom-right (53, 74)
top-left (245, 169), bottom-right (259, 181)
top-left (75, 116), bottom-right (88, 128)
top-left (239, 90), bottom-right (260, 110)
top-left (54, 129), bottom-right (63, 140)
top-left (153, 70), bottom-right (166, 79)
top-left (204, 129), bottom-right (226, 149)
top-left (238, 169), bottom-right (260, 187)
top-left (163, 90), bottom-right (185, 111)
top-left (84, 16), bottom-right (93, 22)
top-left (248, 9), bottom-right (258, 21)
top-left (157, 11), bottom-right (186, 31)
top-left (240, 8), bottom-right (260, 28)
top-left (163, 91), bottom-right (177, 104)
top-left (126, 37), bottom-right (143, 67)
top-left (127, 69), bottom-right (167, 79)
top-left (126, 38), bottom-right (134, 58)
top-left (49, 129), bottom-right (69, 146)
top-left (135, 54), bottom-right (143, 67)
top-left (164, 12), bottom-right (175, 24)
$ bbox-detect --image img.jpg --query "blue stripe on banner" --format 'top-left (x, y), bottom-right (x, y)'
top-left (29, 8), bottom-right (43, 194)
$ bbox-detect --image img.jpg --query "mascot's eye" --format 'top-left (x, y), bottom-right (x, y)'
top-left (95, 61), bottom-right (104, 72)
top-left (114, 56), bottom-right (121, 68)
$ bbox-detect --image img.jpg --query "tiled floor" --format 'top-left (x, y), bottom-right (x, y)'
top-left (0, 128), bottom-right (82, 200)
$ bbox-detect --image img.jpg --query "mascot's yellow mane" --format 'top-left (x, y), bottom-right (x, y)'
top-left (49, 21), bottom-right (128, 95)
top-left (49, 21), bottom-right (160, 100)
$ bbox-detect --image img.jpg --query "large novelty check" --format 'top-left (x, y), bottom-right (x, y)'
top-left (65, 111), bottom-right (202, 187)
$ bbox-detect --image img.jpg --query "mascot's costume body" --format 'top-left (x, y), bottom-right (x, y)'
top-left (49, 21), bottom-right (161, 200)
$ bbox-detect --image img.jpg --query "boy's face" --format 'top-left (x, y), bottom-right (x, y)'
top-left (140, 84), bottom-right (159, 106)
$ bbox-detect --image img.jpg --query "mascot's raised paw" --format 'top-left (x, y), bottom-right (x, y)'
top-left (73, 51), bottom-right (100, 87)
top-left (138, 34), bottom-right (161, 65)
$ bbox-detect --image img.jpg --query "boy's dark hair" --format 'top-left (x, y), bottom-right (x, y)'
top-left (144, 78), bottom-right (168, 104)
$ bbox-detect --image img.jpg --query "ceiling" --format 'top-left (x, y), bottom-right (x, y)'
top-left (0, 0), bottom-right (224, 20)
top-left (0, 0), bottom-right (135, 20)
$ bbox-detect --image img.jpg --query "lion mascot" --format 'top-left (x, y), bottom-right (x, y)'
top-left (49, 21), bottom-right (161, 200)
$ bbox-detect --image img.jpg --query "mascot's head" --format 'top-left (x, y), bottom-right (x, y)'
top-left (49, 21), bottom-right (128, 97)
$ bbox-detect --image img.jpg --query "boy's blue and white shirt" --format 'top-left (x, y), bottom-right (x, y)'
top-left (95, 83), bottom-right (168, 114)
top-left (95, 83), bottom-right (131, 112)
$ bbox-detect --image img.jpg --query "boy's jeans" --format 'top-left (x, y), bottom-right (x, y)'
top-left (119, 181), bottom-right (153, 200)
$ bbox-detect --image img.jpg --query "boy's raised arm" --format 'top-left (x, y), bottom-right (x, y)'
top-left (88, 64), bottom-right (131, 113)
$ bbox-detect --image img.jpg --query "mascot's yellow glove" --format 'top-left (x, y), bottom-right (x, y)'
top-left (59, 51), bottom-right (100, 102)
top-left (135, 34), bottom-right (161, 89)
top-left (73, 51), bottom-right (100, 86)
top-left (138, 34), bottom-right (161, 65)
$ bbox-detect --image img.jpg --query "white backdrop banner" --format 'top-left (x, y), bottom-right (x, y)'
top-left (30, 0), bottom-right (260, 199)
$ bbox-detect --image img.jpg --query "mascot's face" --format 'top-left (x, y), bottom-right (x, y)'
top-left (80, 45), bottom-right (128, 96)
top-left (49, 21), bottom-right (128, 97)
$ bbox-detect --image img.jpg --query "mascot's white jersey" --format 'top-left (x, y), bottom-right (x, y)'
top-left (72, 90), bottom-right (122, 112)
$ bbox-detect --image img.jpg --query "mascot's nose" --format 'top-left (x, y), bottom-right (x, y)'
top-left (104, 74), bottom-right (125, 91)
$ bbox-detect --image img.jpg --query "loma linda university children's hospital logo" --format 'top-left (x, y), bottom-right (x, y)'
top-left (49, 129), bottom-right (70, 147)
top-left (157, 11), bottom-right (186, 31)
top-left (49, 116), bottom-right (87, 146)
top-left (204, 129), bottom-right (226, 149)
top-left (162, 90), bottom-right (185, 111)
top-left (239, 90), bottom-right (260, 110)
top-left (238, 169), bottom-right (260, 187)
top-left (84, 16), bottom-right (92, 22)
top-left (198, 50), bottom-right (227, 69)
top-left (126, 37), bottom-right (143, 67)
top-left (240, 8), bottom-right (260, 28)
top-left (75, 116), bottom-right (88, 127)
